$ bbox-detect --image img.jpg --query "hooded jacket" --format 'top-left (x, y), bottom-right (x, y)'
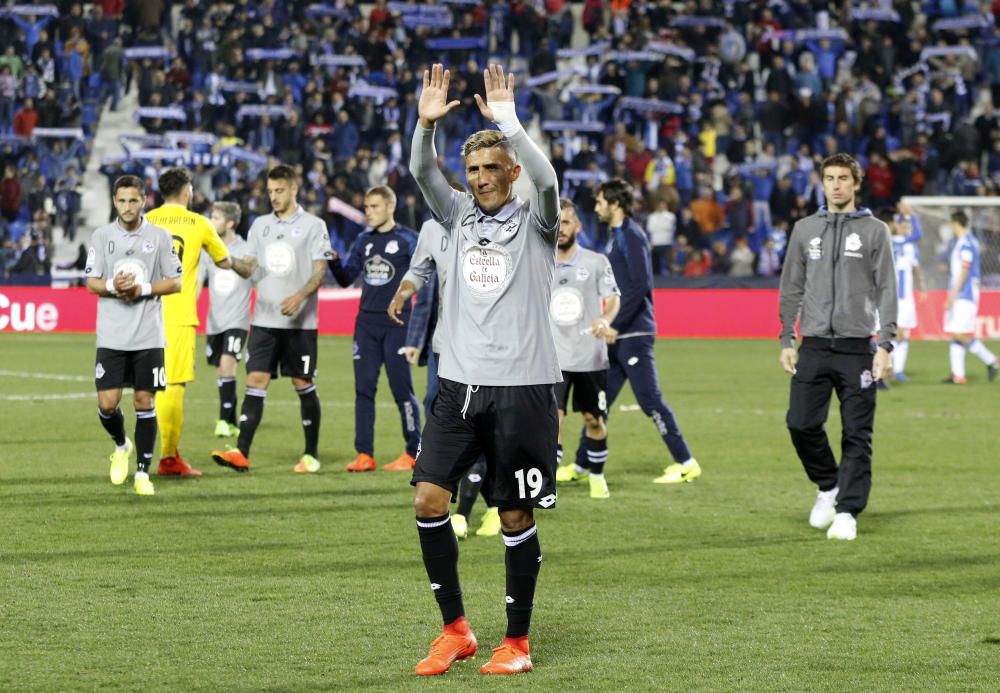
top-left (779, 207), bottom-right (897, 349)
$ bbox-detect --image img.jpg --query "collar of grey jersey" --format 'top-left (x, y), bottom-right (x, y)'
top-left (816, 206), bottom-right (873, 219)
top-left (114, 216), bottom-right (149, 235)
top-left (556, 247), bottom-right (581, 267)
top-left (272, 205), bottom-right (305, 224)
top-left (473, 195), bottom-right (525, 224)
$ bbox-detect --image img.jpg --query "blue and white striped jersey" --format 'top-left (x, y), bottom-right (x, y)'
top-left (948, 233), bottom-right (981, 303)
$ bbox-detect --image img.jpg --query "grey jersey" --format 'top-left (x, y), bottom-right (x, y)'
top-left (245, 206), bottom-right (332, 329)
top-left (409, 219), bottom-right (449, 354)
top-left (550, 247), bottom-right (620, 372)
top-left (85, 218), bottom-right (182, 351)
top-left (404, 193), bottom-right (562, 386)
top-left (199, 236), bottom-right (252, 334)
top-left (408, 126), bottom-right (563, 386)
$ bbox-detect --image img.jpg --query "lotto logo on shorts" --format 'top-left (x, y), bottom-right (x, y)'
top-left (537, 494), bottom-right (557, 508)
top-left (95, 363), bottom-right (105, 379)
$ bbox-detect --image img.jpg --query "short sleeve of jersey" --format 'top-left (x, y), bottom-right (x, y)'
top-left (201, 218), bottom-right (230, 264)
top-left (85, 230), bottom-right (104, 278)
top-left (596, 255), bottom-right (620, 298)
top-left (311, 221), bottom-right (333, 262)
top-left (960, 247), bottom-right (974, 265)
top-left (158, 228), bottom-right (183, 279)
top-left (245, 222), bottom-right (259, 257)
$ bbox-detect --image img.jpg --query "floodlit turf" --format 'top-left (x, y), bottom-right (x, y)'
top-left (1, 333), bottom-right (998, 691)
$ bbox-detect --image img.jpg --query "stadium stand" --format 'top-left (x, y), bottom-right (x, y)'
top-left (2, 0), bottom-right (1000, 286)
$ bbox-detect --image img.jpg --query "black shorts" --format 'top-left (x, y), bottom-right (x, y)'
top-left (245, 326), bottom-right (318, 379)
top-left (412, 378), bottom-right (559, 510)
top-left (206, 329), bottom-right (248, 366)
top-left (553, 370), bottom-right (608, 418)
top-left (95, 347), bottom-right (165, 392)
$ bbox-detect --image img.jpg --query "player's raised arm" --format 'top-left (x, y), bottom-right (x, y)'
top-left (474, 64), bottom-right (559, 234)
top-left (410, 64), bottom-right (463, 225)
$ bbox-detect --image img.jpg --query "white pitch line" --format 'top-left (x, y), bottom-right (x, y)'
top-left (0, 369), bottom-right (92, 383)
top-left (1, 392), bottom-right (95, 401)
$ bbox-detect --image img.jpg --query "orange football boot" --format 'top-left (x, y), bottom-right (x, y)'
top-left (212, 448), bottom-right (250, 472)
top-left (346, 453), bottom-right (376, 472)
top-left (480, 639), bottom-right (533, 675)
top-left (158, 452), bottom-right (203, 477)
top-left (415, 622), bottom-right (477, 676)
top-left (383, 452), bottom-right (416, 471)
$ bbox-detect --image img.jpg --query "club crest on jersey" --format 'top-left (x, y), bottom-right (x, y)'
top-left (291, 227), bottom-right (303, 237)
top-left (576, 267), bottom-right (590, 281)
top-left (385, 240), bottom-right (399, 255)
top-left (142, 240), bottom-right (155, 254)
top-left (364, 255), bottom-right (395, 286)
top-left (844, 233), bottom-right (863, 258)
top-left (808, 237), bottom-right (822, 260)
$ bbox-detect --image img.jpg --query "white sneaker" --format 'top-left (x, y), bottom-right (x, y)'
top-left (808, 486), bottom-right (838, 529)
top-left (826, 513), bottom-right (857, 541)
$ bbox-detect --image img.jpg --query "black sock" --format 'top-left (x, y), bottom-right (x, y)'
top-left (134, 408), bottom-right (157, 473)
top-left (417, 513), bottom-right (464, 625)
top-left (504, 524), bottom-right (541, 639)
top-left (296, 383), bottom-right (320, 457)
top-left (237, 388), bottom-right (266, 457)
top-left (574, 427), bottom-right (589, 470)
top-left (456, 459), bottom-right (486, 518)
top-left (585, 436), bottom-right (608, 475)
top-left (98, 407), bottom-right (126, 446)
top-left (218, 377), bottom-right (237, 424)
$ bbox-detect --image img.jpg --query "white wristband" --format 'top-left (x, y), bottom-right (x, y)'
top-left (490, 101), bottom-right (523, 137)
top-left (140, 282), bottom-right (152, 297)
top-left (105, 279), bottom-right (116, 295)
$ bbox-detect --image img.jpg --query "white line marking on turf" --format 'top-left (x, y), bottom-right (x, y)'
top-left (1, 392), bottom-right (94, 401)
top-left (0, 370), bottom-right (92, 382)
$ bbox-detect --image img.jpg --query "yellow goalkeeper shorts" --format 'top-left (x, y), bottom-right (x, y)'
top-left (164, 323), bottom-right (197, 385)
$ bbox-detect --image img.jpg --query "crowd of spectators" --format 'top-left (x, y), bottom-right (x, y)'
top-left (0, 0), bottom-right (129, 277)
top-left (5, 0), bottom-right (1000, 281)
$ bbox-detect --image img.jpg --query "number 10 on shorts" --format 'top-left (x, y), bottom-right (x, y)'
top-left (514, 467), bottom-right (543, 499)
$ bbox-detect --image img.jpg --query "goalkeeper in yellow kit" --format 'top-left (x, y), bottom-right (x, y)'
top-left (146, 168), bottom-right (256, 476)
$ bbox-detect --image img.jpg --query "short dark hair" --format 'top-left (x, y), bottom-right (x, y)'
top-left (267, 164), bottom-right (298, 185)
top-left (820, 153), bottom-right (863, 183)
top-left (158, 167), bottom-right (192, 199)
top-left (113, 175), bottom-right (145, 196)
top-left (876, 207), bottom-right (895, 225)
top-left (596, 179), bottom-right (633, 215)
top-left (951, 210), bottom-right (969, 227)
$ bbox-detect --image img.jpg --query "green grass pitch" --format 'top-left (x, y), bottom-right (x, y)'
top-left (1, 333), bottom-right (998, 691)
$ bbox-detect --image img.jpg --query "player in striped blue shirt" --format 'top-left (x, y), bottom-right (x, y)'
top-left (879, 207), bottom-right (924, 381)
top-left (943, 211), bottom-right (997, 384)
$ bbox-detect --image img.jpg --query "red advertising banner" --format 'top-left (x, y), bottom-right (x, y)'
top-left (2, 287), bottom-right (1000, 340)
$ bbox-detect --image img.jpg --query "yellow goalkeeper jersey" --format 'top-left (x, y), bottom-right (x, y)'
top-left (146, 203), bottom-right (230, 326)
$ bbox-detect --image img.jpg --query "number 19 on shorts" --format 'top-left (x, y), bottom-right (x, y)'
top-left (514, 467), bottom-right (543, 499)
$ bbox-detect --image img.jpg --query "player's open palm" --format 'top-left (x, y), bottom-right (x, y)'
top-left (475, 64), bottom-right (515, 122)
top-left (418, 64), bottom-right (460, 125)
